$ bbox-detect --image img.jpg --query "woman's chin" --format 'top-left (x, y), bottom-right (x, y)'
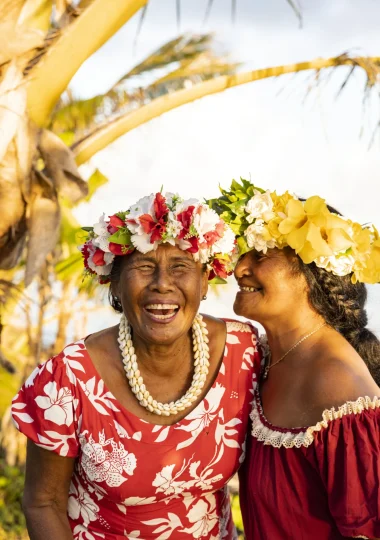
top-left (234, 296), bottom-right (257, 319)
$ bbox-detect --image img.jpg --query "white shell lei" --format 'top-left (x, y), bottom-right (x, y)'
top-left (251, 393), bottom-right (380, 449)
top-left (118, 313), bottom-right (210, 416)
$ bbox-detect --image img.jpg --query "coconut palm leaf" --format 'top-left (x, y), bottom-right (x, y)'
top-left (73, 53), bottom-right (380, 165)
top-left (51, 34), bottom-right (239, 142)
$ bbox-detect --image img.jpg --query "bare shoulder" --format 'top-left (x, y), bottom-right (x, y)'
top-left (85, 325), bottom-right (119, 356)
top-left (300, 345), bottom-right (380, 424)
top-left (201, 313), bottom-right (226, 340)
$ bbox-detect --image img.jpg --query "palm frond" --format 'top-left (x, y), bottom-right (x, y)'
top-left (52, 33), bottom-right (239, 143)
top-left (73, 53), bottom-right (380, 165)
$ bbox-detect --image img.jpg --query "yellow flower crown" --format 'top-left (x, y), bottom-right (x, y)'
top-left (208, 178), bottom-right (380, 284)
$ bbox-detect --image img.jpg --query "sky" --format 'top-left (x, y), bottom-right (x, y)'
top-left (69, 0), bottom-right (380, 336)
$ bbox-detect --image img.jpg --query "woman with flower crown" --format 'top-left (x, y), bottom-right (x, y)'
top-left (11, 191), bottom-right (262, 540)
top-left (210, 179), bottom-right (380, 540)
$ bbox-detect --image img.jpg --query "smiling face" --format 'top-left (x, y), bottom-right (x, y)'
top-left (112, 244), bottom-right (208, 346)
top-left (234, 248), bottom-right (309, 324)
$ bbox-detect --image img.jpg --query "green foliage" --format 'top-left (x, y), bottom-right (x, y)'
top-left (208, 178), bottom-right (256, 253)
top-left (0, 460), bottom-right (26, 538)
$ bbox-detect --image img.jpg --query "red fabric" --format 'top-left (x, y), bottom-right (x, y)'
top-left (12, 320), bottom-right (261, 540)
top-left (239, 390), bottom-right (380, 540)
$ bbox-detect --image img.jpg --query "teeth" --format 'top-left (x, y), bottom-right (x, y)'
top-left (145, 304), bottom-right (179, 309)
top-left (240, 286), bottom-right (260, 292)
top-left (151, 313), bottom-right (176, 320)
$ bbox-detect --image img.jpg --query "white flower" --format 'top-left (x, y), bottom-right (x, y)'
top-left (314, 253), bottom-right (355, 276)
top-left (130, 233), bottom-right (156, 254)
top-left (211, 224), bottom-right (235, 256)
top-left (127, 194), bottom-right (156, 235)
top-left (245, 190), bottom-right (274, 223)
top-left (245, 220), bottom-right (276, 253)
top-left (93, 214), bottom-right (111, 253)
top-left (80, 432), bottom-right (137, 487)
top-left (152, 464), bottom-right (187, 496)
top-left (182, 497), bottom-right (218, 538)
top-left (165, 213), bottom-right (183, 241)
top-left (87, 248), bottom-right (114, 276)
top-left (34, 381), bottom-right (74, 426)
top-left (192, 205), bottom-right (220, 242)
top-left (68, 483), bottom-right (100, 525)
top-left (128, 193), bottom-right (155, 220)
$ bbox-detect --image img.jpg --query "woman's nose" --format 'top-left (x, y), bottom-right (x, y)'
top-left (234, 255), bottom-right (252, 280)
top-left (150, 267), bottom-right (175, 292)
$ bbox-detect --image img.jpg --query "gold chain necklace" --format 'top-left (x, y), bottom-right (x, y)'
top-left (262, 322), bottom-right (327, 380)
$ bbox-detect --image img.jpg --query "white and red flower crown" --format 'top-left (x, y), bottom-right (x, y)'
top-left (80, 192), bottom-right (236, 284)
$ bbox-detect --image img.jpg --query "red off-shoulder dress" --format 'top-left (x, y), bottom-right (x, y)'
top-left (239, 383), bottom-right (380, 540)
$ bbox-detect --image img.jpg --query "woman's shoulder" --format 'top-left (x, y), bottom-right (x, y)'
top-left (299, 345), bottom-right (380, 426)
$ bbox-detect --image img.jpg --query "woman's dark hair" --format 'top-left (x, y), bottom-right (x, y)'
top-left (293, 203), bottom-right (380, 385)
top-left (109, 256), bottom-right (123, 313)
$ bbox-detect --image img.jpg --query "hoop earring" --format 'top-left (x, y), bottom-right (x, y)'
top-left (202, 295), bottom-right (207, 300)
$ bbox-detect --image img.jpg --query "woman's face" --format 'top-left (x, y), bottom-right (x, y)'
top-left (114, 244), bottom-right (208, 346)
top-left (233, 248), bottom-right (308, 324)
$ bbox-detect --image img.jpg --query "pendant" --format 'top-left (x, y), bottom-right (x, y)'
top-left (262, 365), bottom-right (269, 380)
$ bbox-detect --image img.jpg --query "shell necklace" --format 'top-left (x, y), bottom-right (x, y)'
top-left (118, 313), bottom-right (210, 416)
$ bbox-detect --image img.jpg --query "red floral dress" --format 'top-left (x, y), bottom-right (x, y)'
top-left (12, 319), bottom-right (261, 540)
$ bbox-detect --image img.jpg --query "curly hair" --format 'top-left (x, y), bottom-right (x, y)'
top-left (294, 251), bottom-right (380, 386)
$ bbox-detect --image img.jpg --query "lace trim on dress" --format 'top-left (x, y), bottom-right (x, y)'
top-left (225, 321), bottom-right (252, 333)
top-left (250, 395), bottom-right (380, 449)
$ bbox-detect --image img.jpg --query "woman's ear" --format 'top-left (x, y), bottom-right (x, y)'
top-left (201, 270), bottom-right (209, 300)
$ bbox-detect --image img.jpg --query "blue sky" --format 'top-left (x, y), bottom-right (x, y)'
top-left (69, 0), bottom-right (380, 335)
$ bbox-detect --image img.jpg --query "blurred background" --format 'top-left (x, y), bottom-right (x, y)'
top-left (0, 0), bottom-right (379, 537)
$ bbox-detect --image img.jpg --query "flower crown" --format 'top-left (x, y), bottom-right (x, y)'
top-left (208, 178), bottom-right (380, 284)
top-left (80, 192), bottom-right (236, 284)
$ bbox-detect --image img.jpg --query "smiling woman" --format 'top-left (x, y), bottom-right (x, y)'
top-left (11, 191), bottom-right (262, 540)
top-left (211, 179), bottom-right (380, 540)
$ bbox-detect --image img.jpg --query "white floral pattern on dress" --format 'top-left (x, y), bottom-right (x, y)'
top-left (35, 381), bottom-right (74, 426)
top-left (80, 430), bottom-right (137, 487)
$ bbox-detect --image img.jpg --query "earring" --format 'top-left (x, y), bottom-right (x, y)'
top-left (202, 295), bottom-right (207, 300)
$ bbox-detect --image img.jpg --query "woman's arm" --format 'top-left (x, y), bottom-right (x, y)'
top-left (23, 440), bottom-right (75, 540)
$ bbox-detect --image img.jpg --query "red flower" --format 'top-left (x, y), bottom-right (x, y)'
top-left (184, 236), bottom-right (199, 253)
top-left (81, 243), bottom-right (96, 274)
top-left (203, 220), bottom-right (225, 246)
top-left (139, 193), bottom-right (169, 243)
top-left (92, 248), bottom-right (107, 266)
top-left (109, 243), bottom-right (134, 256)
top-left (209, 258), bottom-right (229, 280)
top-left (108, 214), bottom-right (125, 234)
top-left (177, 206), bottom-right (195, 239)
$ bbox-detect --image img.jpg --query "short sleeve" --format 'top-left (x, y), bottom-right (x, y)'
top-left (11, 354), bottom-right (80, 458)
top-left (312, 400), bottom-right (380, 538)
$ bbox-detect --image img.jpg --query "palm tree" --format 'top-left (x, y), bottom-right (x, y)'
top-left (0, 0), bottom-right (239, 286)
top-left (1, 0), bottom-right (379, 292)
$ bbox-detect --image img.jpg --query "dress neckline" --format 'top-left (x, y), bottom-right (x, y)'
top-left (79, 320), bottom-right (230, 428)
top-left (251, 386), bottom-right (380, 449)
